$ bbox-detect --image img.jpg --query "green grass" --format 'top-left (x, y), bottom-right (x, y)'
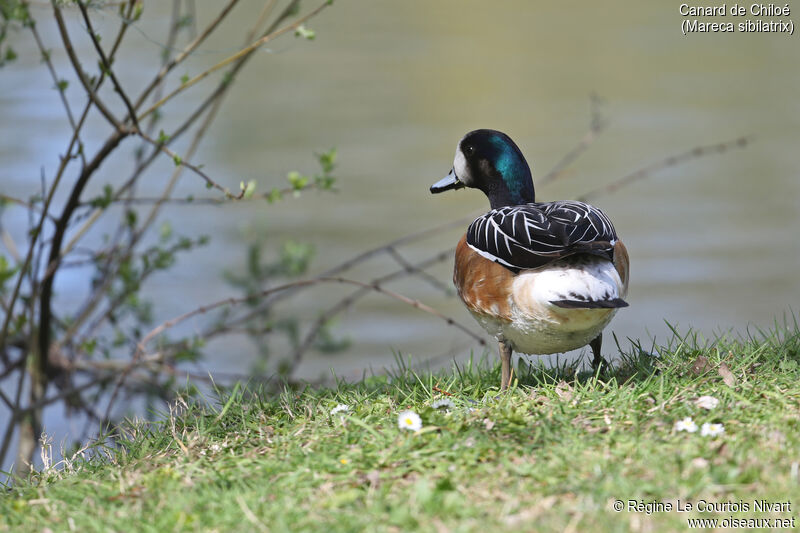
top-left (3, 323), bottom-right (800, 532)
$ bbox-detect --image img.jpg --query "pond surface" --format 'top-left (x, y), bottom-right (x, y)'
top-left (1, 1), bottom-right (798, 466)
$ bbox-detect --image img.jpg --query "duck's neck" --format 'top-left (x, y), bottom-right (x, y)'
top-left (483, 135), bottom-right (535, 209)
top-left (485, 171), bottom-right (535, 209)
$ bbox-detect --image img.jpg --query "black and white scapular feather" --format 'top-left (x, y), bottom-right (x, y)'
top-left (465, 200), bottom-right (619, 272)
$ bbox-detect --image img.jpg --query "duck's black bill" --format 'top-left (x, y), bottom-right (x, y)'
top-left (430, 168), bottom-right (464, 194)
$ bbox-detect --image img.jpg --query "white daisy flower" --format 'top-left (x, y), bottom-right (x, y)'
top-left (398, 410), bottom-right (422, 431)
top-left (431, 398), bottom-right (455, 410)
top-left (330, 404), bottom-right (350, 416)
top-left (694, 396), bottom-right (719, 410)
top-left (675, 417), bottom-right (698, 433)
top-left (700, 422), bottom-right (724, 437)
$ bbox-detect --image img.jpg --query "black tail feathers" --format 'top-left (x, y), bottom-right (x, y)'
top-left (551, 298), bottom-right (629, 309)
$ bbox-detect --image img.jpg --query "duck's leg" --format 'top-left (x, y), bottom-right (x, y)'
top-left (589, 333), bottom-right (609, 374)
top-left (499, 339), bottom-right (513, 390)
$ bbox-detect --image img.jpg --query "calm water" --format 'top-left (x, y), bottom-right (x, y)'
top-left (1, 1), bottom-right (799, 466)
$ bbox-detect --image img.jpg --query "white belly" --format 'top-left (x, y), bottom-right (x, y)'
top-left (474, 256), bottom-right (626, 355)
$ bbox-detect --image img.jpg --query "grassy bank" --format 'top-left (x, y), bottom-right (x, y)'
top-left (2, 324), bottom-right (799, 532)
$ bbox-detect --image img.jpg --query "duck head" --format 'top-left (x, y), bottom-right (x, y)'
top-left (430, 129), bottom-right (535, 209)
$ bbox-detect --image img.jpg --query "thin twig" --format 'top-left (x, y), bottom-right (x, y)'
top-left (137, 0), bottom-right (332, 122)
top-left (133, 0), bottom-right (242, 110)
top-left (139, 277), bottom-right (483, 355)
top-left (538, 97), bottom-right (608, 187)
top-left (77, 1), bottom-right (140, 129)
top-left (136, 129), bottom-right (242, 198)
top-left (265, 216), bottom-right (476, 310)
top-left (75, 181), bottom-right (337, 207)
top-left (135, 0), bottom-right (183, 165)
top-left (287, 248), bottom-right (456, 374)
top-left (386, 246), bottom-right (451, 294)
top-left (578, 136), bottom-right (753, 202)
top-left (0, 194), bottom-right (58, 223)
top-left (27, 14), bottom-right (85, 167)
top-left (51, 3), bottom-right (122, 129)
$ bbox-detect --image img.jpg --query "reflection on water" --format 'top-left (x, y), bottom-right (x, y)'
top-left (1, 2), bottom-right (799, 465)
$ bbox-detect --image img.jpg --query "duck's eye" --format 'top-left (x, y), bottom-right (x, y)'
top-left (464, 145), bottom-right (475, 156)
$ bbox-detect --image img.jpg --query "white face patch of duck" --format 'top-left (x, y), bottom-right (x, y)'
top-left (453, 143), bottom-right (471, 186)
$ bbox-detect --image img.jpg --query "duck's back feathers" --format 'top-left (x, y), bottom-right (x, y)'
top-left (466, 200), bottom-right (618, 272)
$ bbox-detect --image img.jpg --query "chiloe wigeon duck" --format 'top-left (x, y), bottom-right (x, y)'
top-left (431, 129), bottom-right (630, 390)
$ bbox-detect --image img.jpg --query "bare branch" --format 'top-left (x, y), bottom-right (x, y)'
top-left (386, 246), bottom-right (451, 294)
top-left (538, 96), bottom-right (608, 187)
top-left (138, 277), bottom-right (484, 356)
top-left (578, 136), bottom-right (753, 202)
top-left (0, 194), bottom-right (57, 224)
top-left (288, 247), bottom-right (457, 374)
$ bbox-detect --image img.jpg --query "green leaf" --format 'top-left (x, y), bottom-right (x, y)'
top-left (180, 73), bottom-right (190, 85)
top-left (89, 184), bottom-right (114, 209)
top-left (314, 174), bottom-right (336, 190)
top-left (317, 148), bottom-right (337, 174)
top-left (160, 221), bottom-right (172, 241)
top-left (173, 154), bottom-right (182, 166)
top-left (56, 79), bottom-right (69, 92)
top-left (280, 240), bottom-right (315, 276)
top-left (157, 129), bottom-right (170, 144)
top-left (266, 188), bottom-right (282, 203)
top-left (287, 171), bottom-right (309, 191)
top-left (81, 338), bottom-right (97, 356)
top-left (0, 255), bottom-right (19, 288)
top-left (125, 209), bottom-right (137, 228)
top-left (241, 179), bottom-right (257, 199)
top-left (294, 25), bottom-right (316, 40)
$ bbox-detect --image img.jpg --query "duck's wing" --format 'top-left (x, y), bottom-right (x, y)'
top-left (465, 201), bottom-right (618, 272)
